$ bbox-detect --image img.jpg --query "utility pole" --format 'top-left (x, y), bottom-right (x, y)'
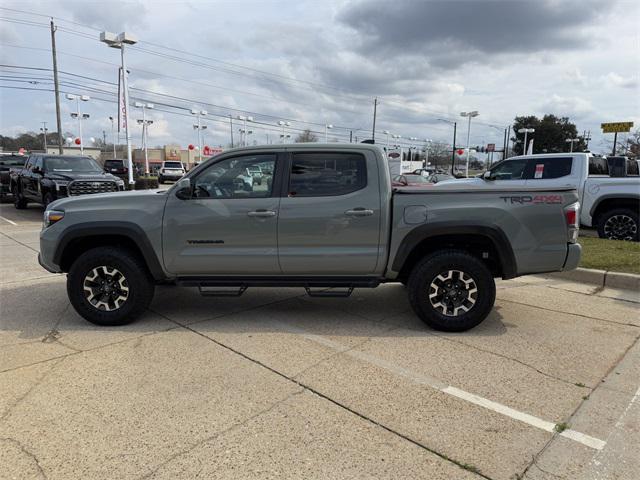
top-left (582, 130), bottom-right (591, 150)
top-left (102, 130), bottom-right (106, 152)
top-left (502, 127), bottom-right (508, 160)
top-left (349, 130), bottom-right (353, 143)
top-left (229, 115), bottom-right (234, 148)
top-left (50, 20), bottom-right (63, 154)
top-left (612, 132), bottom-right (618, 156)
top-left (451, 122), bottom-right (457, 174)
top-left (372, 97), bottom-right (378, 142)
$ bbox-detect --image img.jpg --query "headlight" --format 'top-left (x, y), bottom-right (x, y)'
top-left (43, 209), bottom-right (64, 228)
top-left (54, 180), bottom-right (69, 191)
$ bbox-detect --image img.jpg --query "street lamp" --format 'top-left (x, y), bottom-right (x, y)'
top-left (460, 111), bottom-right (479, 177)
top-left (192, 109), bottom-right (208, 160)
top-left (518, 128), bottom-right (535, 155)
top-left (423, 139), bottom-right (433, 168)
top-left (135, 102), bottom-right (154, 173)
top-left (324, 124), bottom-right (333, 142)
top-left (100, 31), bottom-right (138, 185)
top-left (66, 93), bottom-right (90, 155)
top-left (239, 128), bottom-right (253, 145)
top-left (40, 122), bottom-right (48, 152)
top-left (108, 116), bottom-right (117, 158)
top-left (237, 115), bottom-right (253, 146)
top-left (392, 134), bottom-right (403, 171)
top-left (565, 137), bottom-right (580, 153)
top-left (383, 130), bottom-right (390, 150)
top-left (278, 120), bottom-right (291, 144)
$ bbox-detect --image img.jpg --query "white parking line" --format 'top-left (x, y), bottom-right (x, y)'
top-left (275, 321), bottom-right (606, 451)
top-left (0, 216), bottom-right (17, 225)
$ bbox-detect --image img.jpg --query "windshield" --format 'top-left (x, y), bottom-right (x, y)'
top-left (0, 156), bottom-right (26, 167)
top-left (405, 175), bottom-right (429, 183)
top-left (44, 156), bottom-right (102, 173)
top-left (164, 162), bottom-right (183, 168)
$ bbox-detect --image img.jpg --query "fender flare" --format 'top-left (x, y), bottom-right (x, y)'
top-left (589, 193), bottom-right (640, 218)
top-left (392, 222), bottom-right (518, 279)
top-left (53, 221), bottom-right (166, 281)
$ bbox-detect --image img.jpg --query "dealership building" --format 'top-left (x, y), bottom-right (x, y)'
top-left (133, 144), bottom-right (223, 172)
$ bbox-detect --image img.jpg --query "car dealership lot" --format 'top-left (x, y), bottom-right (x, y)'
top-left (1, 203), bottom-right (639, 480)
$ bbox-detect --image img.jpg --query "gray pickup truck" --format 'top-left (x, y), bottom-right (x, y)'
top-left (39, 144), bottom-right (581, 331)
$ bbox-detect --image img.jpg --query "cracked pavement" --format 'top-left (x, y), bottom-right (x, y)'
top-left (1, 203), bottom-right (639, 480)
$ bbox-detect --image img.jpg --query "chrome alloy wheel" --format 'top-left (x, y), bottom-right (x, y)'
top-left (428, 270), bottom-right (478, 317)
top-left (604, 215), bottom-right (637, 241)
top-left (83, 266), bottom-right (130, 311)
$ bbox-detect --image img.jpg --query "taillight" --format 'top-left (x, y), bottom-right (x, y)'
top-left (564, 202), bottom-right (580, 243)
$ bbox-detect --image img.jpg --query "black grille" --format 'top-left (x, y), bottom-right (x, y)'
top-left (68, 180), bottom-right (118, 196)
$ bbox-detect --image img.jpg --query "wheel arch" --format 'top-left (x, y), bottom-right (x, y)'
top-left (54, 222), bottom-right (167, 281)
top-left (590, 195), bottom-right (640, 225)
top-left (392, 223), bottom-right (518, 281)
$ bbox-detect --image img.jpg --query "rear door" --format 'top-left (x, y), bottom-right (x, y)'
top-left (277, 150), bottom-right (381, 275)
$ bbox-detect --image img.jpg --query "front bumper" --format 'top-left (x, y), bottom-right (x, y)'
top-left (563, 243), bottom-right (582, 271)
top-left (38, 252), bottom-right (61, 274)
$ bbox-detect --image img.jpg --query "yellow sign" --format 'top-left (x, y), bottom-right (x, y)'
top-left (601, 122), bottom-right (634, 133)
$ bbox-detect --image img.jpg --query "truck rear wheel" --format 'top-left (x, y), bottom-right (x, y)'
top-left (67, 246), bottom-right (155, 326)
top-left (597, 208), bottom-right (639, 241)
top-left (407, 250), bottom-right (496, 332)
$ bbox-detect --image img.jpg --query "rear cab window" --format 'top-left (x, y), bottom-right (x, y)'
top-left (288, 152), bottom-right (367, 197)
top-left (164, 162), bottom-right (183, 169)
top-left (588, 157), bottom-right (609, 175)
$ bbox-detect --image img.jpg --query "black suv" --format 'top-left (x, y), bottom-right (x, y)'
top-left (103, 159), bottom-right (129, 178)
top-left (11, 155), bottom-right (125, 208)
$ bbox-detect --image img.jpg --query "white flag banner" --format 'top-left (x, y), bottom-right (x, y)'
top-left (118, 67), bottom-right (127, 133)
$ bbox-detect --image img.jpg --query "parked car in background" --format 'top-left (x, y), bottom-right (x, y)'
top-left (246, 165), bottom-right (264, 185)
top-left (392, 174), bottom-right (433, 187)
top-left (158, 161), bottom-right (185, 184)
top-left (103, 159), bottom-right (129, 178)
top-left (471, 153), bottom-right (640, 241)
top-left (0, 153), bottom-right (27, 199)
top-left (10, 154), bottom-right (125, 208)
top-left (426, 173), bottom-right (454, 184)
top-left (412, 167), bottom-right (436, 176)
top-left (38, 143), bottom-right (580, 332)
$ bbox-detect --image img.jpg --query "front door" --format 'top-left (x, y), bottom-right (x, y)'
top-left (487, 157), bottom-right (530, 188)
top-left (162, 153), bottom-right (281, 275)
top-left (277, 151), bottom-right (382, 275)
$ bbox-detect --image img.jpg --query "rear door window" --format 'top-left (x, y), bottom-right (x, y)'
top-left (288, 152), bottom-right (367, 197)
top-left (627, 160), bottom-right (639, 176)
top-left (527, 157), bottom-right (572, 180)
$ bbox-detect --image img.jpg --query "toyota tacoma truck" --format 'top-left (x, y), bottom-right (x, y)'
top-left (11, 154), bottom-right (125, 208)
top-left (38, 144), bottom-right (581, 332)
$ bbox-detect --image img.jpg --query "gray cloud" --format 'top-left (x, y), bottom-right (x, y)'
top-left (339, 0), bottom-right (607, 65)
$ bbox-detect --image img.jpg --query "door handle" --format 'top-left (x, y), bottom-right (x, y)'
top-left (247, 210), bottom-right (276, 217)
top-left (345, 208), bottom-right (374, 217)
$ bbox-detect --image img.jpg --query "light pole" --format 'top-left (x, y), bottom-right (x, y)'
top-left (517, 128), bottom-right (535, 155)
top-left (565, 137), bottom-right (580, 152)
top-left (192, 109), bottom-right (208, 160)
top-left (108, 116), bottom-right (117, 158)
top-left (278, 120), bottom-right (290, 144)
top-left (460, 111), bottom-right (479, 177)
top-left (383, 130), bottom-right (390, 151)
top-left (100, 31), bottom-right (137, 185)
top-left (237, 115), bottom-right (253, 146)
top-left (324, 124), bottom-right (333, 142)
top-left (66, 94), bottom-right (90, 155)
top-left (239, 128), bottom-right (253, 145)
top-left (135, 102), bottom-right (154, 173)
top-left (438, 119), bottom-right (457, 174)
top-left (40, 122), bottom-right (48, 152)
top-left (423, 139), bottom-right (432, 168)
top-left (392, 134), bottom-right (403, 171)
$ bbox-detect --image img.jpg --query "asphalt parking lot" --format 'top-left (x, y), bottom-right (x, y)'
top-left (1, 202), bottom-right (639, 480)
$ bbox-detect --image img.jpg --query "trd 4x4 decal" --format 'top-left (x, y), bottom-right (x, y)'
top-left (499, 195), bottom-right (563, 204)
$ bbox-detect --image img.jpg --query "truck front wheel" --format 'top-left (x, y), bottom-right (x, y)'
top-left (67, 247), bottom-right (155, 326)
top-left (407, 250), bottom-right (496, 332)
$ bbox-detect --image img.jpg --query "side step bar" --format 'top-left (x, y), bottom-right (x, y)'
top-left (305, 287), bottom-right (354, 298)
top-left (198, 286), bottom-right (247, 297)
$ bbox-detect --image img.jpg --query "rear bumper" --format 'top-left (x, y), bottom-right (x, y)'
top-left (563, 243), bottom-right (582, 271)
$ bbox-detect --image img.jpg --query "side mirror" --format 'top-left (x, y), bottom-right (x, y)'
top-left (32, 167), bottom-right (42, 175)
top-left (482, 171), bottom-right (494, 180)
top-left (174, 177), bottom-right (192, 200)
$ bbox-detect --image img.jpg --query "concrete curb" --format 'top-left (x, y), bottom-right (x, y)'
top-left (547, 268), bottom-right (640, 291)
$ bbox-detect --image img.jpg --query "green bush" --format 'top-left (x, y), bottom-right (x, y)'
top-left (134, 176), bottom-right (159, 190)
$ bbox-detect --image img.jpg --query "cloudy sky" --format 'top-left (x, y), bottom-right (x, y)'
top-left (0, 0), bottom-right (638, 155)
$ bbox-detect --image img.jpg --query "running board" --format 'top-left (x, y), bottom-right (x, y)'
top-left (177, 276), bottom-right (382, 289)
top-left (305, 287), bottom-right (354, 298)
top-left (198, 286), bottom-right (247, 297)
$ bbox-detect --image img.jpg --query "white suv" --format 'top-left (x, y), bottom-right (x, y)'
top-left (158, 161), bottom-right (185, 184)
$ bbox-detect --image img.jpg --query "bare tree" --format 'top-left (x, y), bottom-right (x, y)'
top-left (295, 129), bottom-right (318, 143)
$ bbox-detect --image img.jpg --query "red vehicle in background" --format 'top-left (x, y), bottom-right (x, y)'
top-left (392, 174), bottom-right (434, 187)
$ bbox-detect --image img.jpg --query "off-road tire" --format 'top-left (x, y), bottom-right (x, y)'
top-left (597, 208), bottom-right (639, 241)
top-left (407, 249), bottom-right (496, 332)
top-left (67, 246), bottom-right (155, 326)
top-left (13, 186), bottom-right (27, 209)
